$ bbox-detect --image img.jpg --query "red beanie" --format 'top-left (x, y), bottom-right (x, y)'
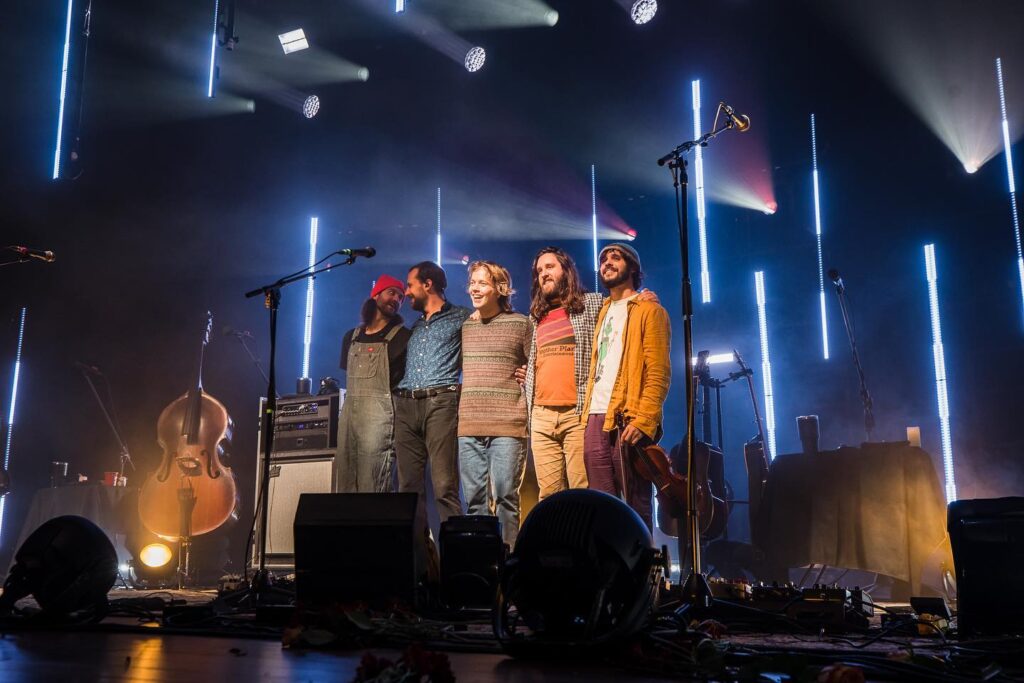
top-left (370, 274), bottom-right (405, 299)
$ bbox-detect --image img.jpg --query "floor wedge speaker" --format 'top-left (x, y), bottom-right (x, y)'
top-left (294, 493), bottom-right (418, 607)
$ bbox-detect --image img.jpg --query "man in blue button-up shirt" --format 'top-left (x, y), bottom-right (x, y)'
top-left (394, 261), bottom-right (471, 533)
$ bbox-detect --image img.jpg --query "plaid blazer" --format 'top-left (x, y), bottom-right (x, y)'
top-left (525, 292), bottom-right (604, 416)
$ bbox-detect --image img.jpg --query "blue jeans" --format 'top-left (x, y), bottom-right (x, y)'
top-left (458, 436), bottom-right (527, 547)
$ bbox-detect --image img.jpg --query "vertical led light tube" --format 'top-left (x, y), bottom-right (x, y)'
top-left (396, 0), bottom-right (406, 12)
top-left (301, 217), bottom-right (318, 380)
top-left (0, 307), bottom-right (27, 547)
top-left (692, 79), bottom-right (711, 303)
top-left (436, 187), bottom-right (442, 265)
top-left (207, 0), bottom-right (220, 97)
top-left (811, 114), bottom-right (829, 359)
top-left (924, 244), bottom-right (957, 502)
top-left (754, 272), bottom-right (777, 460)
top-left (52, 0), bottom-right (75, 179)
top-left (591, 164), bottom-right (598, 290)
top-left (996, 58), bottom-right (1023, 323)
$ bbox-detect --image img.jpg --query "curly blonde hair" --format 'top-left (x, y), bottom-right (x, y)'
top-left (467, 260), bottom-right (515, 313)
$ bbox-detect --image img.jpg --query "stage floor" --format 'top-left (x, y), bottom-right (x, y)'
top-left (0, 587), bottom-right (1004, 682)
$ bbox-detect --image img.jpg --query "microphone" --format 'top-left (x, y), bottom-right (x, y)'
top-left (7, 245), bottom-right (56, 263)
top-left (828, 268), bottom-right (844, 292)
top-left (222, 326), bottom-right (254, 339)
top-left (720, 103), bottom-right (751, 132)
top-left (336, 247), bottom-right (376, 258)
top-left (75, 361), bottom-right (102, 375)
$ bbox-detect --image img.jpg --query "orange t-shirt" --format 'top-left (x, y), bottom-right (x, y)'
top-left (534, 307), bottom-right (577, 407)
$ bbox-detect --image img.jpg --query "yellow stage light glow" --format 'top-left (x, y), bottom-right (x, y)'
top-left (139, 543), bottom-right (173, 568)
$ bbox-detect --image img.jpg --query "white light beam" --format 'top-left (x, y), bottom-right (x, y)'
top-left (811, 113), bottom-right (829, 359)
top-left (925, 244), bottom-right (957, 502)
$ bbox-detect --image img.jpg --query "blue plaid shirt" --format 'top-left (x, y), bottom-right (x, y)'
top-left (397, 301), bottom-right (471, 390)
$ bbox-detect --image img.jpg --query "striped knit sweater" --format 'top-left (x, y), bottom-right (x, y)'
top-left (458, 311), bottom-right (532, 438)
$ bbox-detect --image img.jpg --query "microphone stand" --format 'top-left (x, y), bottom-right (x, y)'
top-left (831, 277), bottom-right (875, 441)
top-left (231, 251), bottom-right (359, 605)
top-left (77, 366), bottom-right (136, 478)
top-left (658, 108), bottom-right (740, 616)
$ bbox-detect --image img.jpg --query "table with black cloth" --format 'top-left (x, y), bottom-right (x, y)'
top-left (7, 484), bottom-right (137, 574)
top-left (754, 443), bottom-right (952, 594)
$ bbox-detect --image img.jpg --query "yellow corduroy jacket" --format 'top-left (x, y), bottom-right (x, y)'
top-left (580, 296), bottom-right (672, 440)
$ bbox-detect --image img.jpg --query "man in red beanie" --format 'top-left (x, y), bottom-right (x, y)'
top-left (335, 274), bottom-right (411, 493)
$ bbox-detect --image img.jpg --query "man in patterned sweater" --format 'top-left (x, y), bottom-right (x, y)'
top-left (458, 261), bottom-right (531, 546)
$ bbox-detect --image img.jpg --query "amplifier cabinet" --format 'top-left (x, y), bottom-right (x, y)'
top-left (251, 392), bottom-right (343, 571)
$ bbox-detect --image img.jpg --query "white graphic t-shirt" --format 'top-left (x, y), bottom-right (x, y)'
top-left (589, 295), bottom-right (636, 414)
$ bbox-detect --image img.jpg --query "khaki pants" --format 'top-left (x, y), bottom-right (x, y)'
top-left (530, 404), bottom-right (588, 500)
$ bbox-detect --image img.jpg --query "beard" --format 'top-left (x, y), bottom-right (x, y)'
top-left (409, 294), bottom-right (426, 312)
top-left (541, 275), bottom-right (564, 303)
top-left (600, 267), bottom-right (631, 290)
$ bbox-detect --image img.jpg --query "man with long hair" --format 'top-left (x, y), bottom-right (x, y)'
top-left (459, 261), bottom-right (531, 547)
top-left (523, 247), bottom-right (598, 499)
top-left (581, 243), bottom-right (671, 530)
top-left (335, 274), bottom-right (411, 492)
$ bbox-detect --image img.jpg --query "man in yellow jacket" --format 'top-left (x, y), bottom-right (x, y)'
top-left (580, 242), bottom-right (672, 530)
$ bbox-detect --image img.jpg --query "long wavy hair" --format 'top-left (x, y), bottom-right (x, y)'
top-left (529, 246), bottom-right (587, 322)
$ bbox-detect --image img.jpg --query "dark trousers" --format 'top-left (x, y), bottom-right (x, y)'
top-left (394, 392), bottom-right (462, 533)
top-left (583, 413), bottom-right (653, 531)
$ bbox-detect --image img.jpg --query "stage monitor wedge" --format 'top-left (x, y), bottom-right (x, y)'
top-left (293, 493), bottom-right (417, 608)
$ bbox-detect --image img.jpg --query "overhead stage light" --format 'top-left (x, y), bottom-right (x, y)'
top-left (630, 0), bottom-right (657, 25)
top-left (763, 201), bottom-right (777, 215)
top-left (963, 162), bottom-right (979, 174)
top-left (546, 10), bottom-right (559, 26)
top-left (302, 95), bottom-right (320, 118)
top-left (465, 46), bottom-right (486, 72)
top-left (278, 28), bottom-right (309, 54)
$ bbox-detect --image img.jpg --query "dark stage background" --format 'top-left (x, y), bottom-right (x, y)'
top-left (1, 0), bottom-right (1022, 570)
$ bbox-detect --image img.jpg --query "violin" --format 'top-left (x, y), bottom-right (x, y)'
top-left (627, 441), bottom-right (715, 536)
top-left (139, 312), bottom-right (237, 540)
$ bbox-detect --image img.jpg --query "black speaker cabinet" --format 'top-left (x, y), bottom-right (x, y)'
top-left (293, 493), bottom-right (417, 608)
top-left (439, 515), bottom-right (505, 609)
top-left (948, 497), bottom-right (1024, 635)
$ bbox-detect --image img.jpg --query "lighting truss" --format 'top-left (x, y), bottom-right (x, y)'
top-left (436, 187), bottom-right (442, 264)
top-left (591, 164), bottom-right (599, 290)
top-left (924, 244), bottom-right (957, 503)
top-left (207, 0), bottom-right (219, 97)
top-left (811, 113), bottom-right (829, 359)
top-left (52, 0), bottom-right (74, 179)
top-left (301, 217), bottom-right (318, 381)
top-left (755, 271), bottom-right (777, 460)
top-left (278, 28), bottom-right (309, 54)
top-left (996, 58), bottom-right (1023, 325)
top-left (0, 308), bottom-right (27, 548)
top-left (692, 80), bottom-right (711, 303)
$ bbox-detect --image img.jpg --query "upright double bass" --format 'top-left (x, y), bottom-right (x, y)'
top-left (140, 312), bottom-right (237, 540)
